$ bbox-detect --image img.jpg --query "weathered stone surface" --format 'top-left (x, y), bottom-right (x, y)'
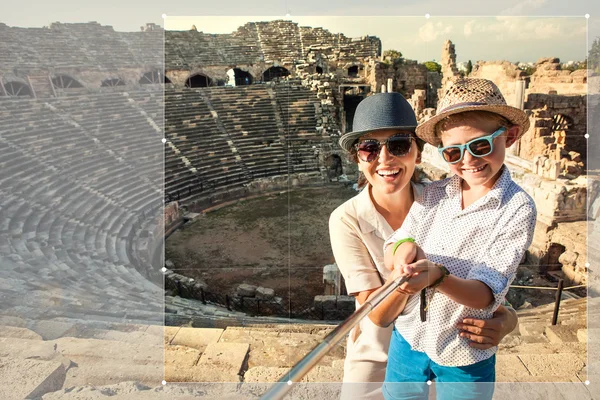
top-left (197, 342), bottom-right (250, 376)
top-left (244, 366), bottom-right (290, 382)
top-left (0, 357), bottom-right (65, 399)
top-left (0, 326), bottom-right (43, 340)
top-left (163, 326), bottom-right (180, 345)
top-left (545, 324), bottom-right (584, 343)
top-left (495, 355), bottom-right (531, 380)
top-left (170, 327), bottom-right (223, 351)
top-left (518, 353), bottom-right (585, 376)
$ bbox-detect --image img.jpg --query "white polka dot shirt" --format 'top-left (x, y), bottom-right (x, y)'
top-left (385, 165), bottom-right (537, 366)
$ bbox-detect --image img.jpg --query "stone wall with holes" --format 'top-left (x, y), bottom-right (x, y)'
top-left (527, 58), bottom-right (588, 95)
top-left (469, 61), bottom-right (525, 108)
top-left (520, 93), bottom-right (587, 176)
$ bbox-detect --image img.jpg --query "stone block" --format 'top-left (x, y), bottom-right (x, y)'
top-left (0, 326), bottom-right (43, 340)
top-left (314, 295), bottom-right (337, 311)
top-left (256, 287), bottom-right (275, 300)
top-left (496, 355), bottom-right (531, 380)
top-left (237, 283), bottom-right (257, 297)
top-left (197, 342), bottom-right (250, 375)
top-left (0, 357), bottom-right (65, 399)
top-left (545, 324), bottom-right (583, 343)
top-left (577, 328), bottom-right (587, 343)
top-left (170, 327), bottom-right (223, 351)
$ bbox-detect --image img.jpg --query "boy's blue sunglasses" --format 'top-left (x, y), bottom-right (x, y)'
top-left (438, 127), bottom-right (506, 164)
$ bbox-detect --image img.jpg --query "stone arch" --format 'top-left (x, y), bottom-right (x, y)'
top-left (185, 73), bottom-right (212, 88)
top-left (139, 70), bottom-right (169, 85)
top-left (101, 78), bottom-right (125, 87)
top-left (226, 68), bottom-right (253, 86)
top-left (316, 66), bottom-right (323, 74)
top-left (3, 81), bottom-right (32, 97)
top-left (342, 85), bottom-right (369, 133)
top-left (262, 66), bottom-right (290, 82)
top-left (551, 113), bottom-right (574, 149)
top-left (347, 65), bottom-right (359, 78)
top-left (52, 75), bottom-right (83, 89)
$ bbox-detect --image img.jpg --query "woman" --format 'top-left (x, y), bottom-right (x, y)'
top-left (329, 93), bottom-right (518, 399)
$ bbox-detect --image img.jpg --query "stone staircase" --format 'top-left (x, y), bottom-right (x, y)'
top-left (0, 297), bottom-right (595, 399)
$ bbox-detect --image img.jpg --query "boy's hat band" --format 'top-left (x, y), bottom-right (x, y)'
top-left (415, 78), bottom-right (530, 147)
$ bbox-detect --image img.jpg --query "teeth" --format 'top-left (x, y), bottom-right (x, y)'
top-left (378, 169), bottom-right (400, 176)
top-left (463, 165), bottom-right (486, 173)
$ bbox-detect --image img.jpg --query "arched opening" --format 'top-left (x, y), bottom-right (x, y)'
top-left (326, 154), bottom-right (343, 179)
top-left (185, 73), bottom-right (212, 88)
top-left (52, 75), bottom-right (83, 89)
top-left (140, 70), bottom-right (168, 85)
top-left (316, 66), bottom-right (323, 74)
top-left (342, 86), bottom-right (369, 133)
top-left (541, 243), bottom-right (566, 272)
top-left (226, 68), bottom-right (253, 86)
top-left (3, 82), bottom-right (32, 97)
top-left (101, 78), bottom-right (125, 87)
top-left (262, 66), bottom-right (290, 82)
top-left (347, 65), bottom-right (359, 78)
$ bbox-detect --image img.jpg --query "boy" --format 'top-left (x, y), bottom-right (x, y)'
top-left (381, 78), bottom-right (537, 400)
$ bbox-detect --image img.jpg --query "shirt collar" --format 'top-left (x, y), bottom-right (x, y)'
top-left (355, 185), bottom-right (393, 239)
top-left (445, 165), bottom-right (512, 210)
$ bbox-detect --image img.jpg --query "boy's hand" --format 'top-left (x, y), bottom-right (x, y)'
top-left (384, 241), bottom-right (424, 271)
top-left (396, 259), bottom-right (444, 294)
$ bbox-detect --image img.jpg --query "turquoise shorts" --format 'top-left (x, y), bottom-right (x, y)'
top-left (383, 329), bottom-right (496, 400)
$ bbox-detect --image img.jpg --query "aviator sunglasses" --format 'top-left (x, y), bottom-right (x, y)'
top-left (438, 127), bottom-right (506, 164)
top-left (355, 133), bottom-right (414, 162)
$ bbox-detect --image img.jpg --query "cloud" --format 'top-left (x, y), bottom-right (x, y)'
top-left (500, 0), bottom-right (548, 15)
top-left (462, 17), bottom-right (584, 41)
top-left (418, 22), bottom-right (453, 43)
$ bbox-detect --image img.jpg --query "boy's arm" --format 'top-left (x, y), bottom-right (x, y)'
top-left (439, 202), bottom-right (536, 310)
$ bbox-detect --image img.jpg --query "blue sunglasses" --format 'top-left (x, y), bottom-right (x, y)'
top-left (438, 127), bottom-right (507, 164)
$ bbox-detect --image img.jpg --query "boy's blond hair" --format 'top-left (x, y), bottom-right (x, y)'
top-left (434, 110), bottom-right (513, 137)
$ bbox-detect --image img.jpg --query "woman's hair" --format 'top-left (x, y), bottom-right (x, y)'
top-left (348, 134), bottom-right (426, 189)
top-left (434, 110), bottom-right (512, 137)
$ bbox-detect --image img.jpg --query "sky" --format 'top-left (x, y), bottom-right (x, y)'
top-left (2, 0), bottom-right (599, 63)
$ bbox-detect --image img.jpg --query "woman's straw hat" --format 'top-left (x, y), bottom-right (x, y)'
top-left (415, 78), bottom-right (530, 147)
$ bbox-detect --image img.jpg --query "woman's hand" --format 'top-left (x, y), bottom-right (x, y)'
top-left (457, 305), bottom-right (518, 349)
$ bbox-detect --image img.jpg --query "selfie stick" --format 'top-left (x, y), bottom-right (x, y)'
top-left (260, 274), bottom-right (411, 400)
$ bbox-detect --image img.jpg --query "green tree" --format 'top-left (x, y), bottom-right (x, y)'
top-left (589, 37), bottom-right (600, 73)
top-left (423, 61), bottom-right (442, 73)
top-left (466, 60), bottom-right (473, 75)
top-left (383, 49), bottom-right (403, 61)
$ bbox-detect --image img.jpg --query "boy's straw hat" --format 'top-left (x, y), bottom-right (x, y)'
top-left (415, 78), bottom-right (530, 147)
top-left (338, 92), bottom-right (417, 152)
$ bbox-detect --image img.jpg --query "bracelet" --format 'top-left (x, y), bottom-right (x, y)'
top-left (429, 263), bottom-right (450, 289)
top-left (392, 238), bottom-right (415, 255)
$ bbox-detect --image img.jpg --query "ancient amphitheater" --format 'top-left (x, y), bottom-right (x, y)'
top-left (0, 19), bottom-right (599, 399)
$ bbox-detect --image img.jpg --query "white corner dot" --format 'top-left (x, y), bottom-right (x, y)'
top-left (585, 14), bottom-right (590, 19)
top-left (161, 267), bottom-right (167, 273)
top-left (585, 133), bottom-right (590, 139)
top-left (162, 14), bottom-right (167, 19)
top-left (162, 380), bottom-right (167, 385)
top-left (586, 263), bottom-right (590, 268)
top-left (285, 13), bottom-right (291, 18)
top-left (585, 380), bottom-right (590, 385)
top-left (287, 380), bottom-right (293, 385)
top-left (427, 380), bottom-right (432, 385)
top-left (161, 138), bottom-right (167, 143)
top-left (425, 13), bottom-right (431, 19)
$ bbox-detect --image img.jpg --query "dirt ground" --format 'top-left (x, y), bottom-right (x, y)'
top-left (165, 185), bottom-right (358, 309)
